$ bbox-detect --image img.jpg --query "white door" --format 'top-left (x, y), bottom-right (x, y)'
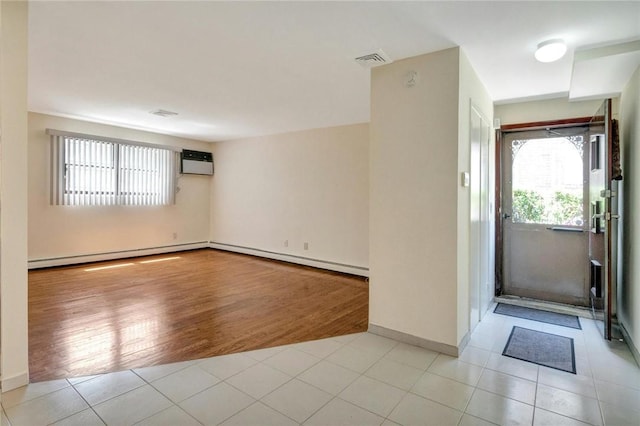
top-left (470, 106), bottom-right (492, 332)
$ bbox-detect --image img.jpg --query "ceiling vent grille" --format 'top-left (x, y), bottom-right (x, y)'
top-left (355, 49), bottom-right (392, 68)
top-left (150, 109), bottom-right (179, 118)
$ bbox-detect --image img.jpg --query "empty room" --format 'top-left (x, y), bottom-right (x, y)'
top-left (2, 1), bottom-right (640, 425)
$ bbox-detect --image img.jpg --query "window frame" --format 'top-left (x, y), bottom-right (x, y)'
top-left (47, 129), bottom-right (180, 206)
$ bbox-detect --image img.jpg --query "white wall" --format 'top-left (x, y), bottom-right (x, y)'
top-left (619, 65), bottom-right (640, 358)
top-left (209, 123), bottom-right (369, 269)
top-left (495, 97), bottom-right (616, 125)
top-left (29, 113), bottom-right (212, 262)
top-left (370, 48), bottom-right (460, 348)
top-left (457, 51), bottom-right (494, 342)
top-left (1, 0), bottom-right (29, 391)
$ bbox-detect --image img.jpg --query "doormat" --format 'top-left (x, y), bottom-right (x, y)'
top-left (503, 326), bottom-right (576, 374)
top-left (494, 303), bottom-right (581, 329)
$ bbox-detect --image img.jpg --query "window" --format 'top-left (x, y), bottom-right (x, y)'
top-left (48, 129), bottom-right (178, 206)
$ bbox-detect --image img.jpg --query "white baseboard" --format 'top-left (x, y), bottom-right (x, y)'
top-left (368, 323), bottom-right (462, 357)
top-left (28, 242), bottom-right (209, 269)
top-left (2, 371), bottom-right (29, 392)
top-left (209, 242), bottom-right (369, 277)
top-left (619, 322), bottom-right (640, 368)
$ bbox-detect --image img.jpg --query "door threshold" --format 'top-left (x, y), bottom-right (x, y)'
top-left (495, 295), bottom-right (603, 320)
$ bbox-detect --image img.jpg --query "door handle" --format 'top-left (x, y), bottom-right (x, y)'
top-left (503, 213), bottom-right (512, 219)
top-left (546, 226), bottom-right (584, 233)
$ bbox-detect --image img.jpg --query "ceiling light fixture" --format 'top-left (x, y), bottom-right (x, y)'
top-left (535, 39), bottom-right (567, 63)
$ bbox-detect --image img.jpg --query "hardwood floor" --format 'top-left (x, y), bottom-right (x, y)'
top-left (28, 249), bottom-right (368, 382)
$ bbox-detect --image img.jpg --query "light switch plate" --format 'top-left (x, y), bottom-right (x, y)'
top-left (461, 172), bottom-right (470, 187)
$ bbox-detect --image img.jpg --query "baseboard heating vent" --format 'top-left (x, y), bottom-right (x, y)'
top-left (181, 150), bottom-right (213, 175)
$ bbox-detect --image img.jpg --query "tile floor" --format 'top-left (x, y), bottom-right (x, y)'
top-left (2, 303), bottom-right (640, 425)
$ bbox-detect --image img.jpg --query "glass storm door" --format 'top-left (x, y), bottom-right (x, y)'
top-left (502, 127), bottom-right (590, 305)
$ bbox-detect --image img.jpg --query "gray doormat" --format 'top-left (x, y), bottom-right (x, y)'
top-left (494, 303), bottom-right (581, 329)
top-left (503, 326), bottom-right (576, 374)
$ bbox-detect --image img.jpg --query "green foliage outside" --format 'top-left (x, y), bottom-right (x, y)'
top-left (512, 190), bottom-right (545, 223)
top-left (512, 189), bottom-right (583, 225)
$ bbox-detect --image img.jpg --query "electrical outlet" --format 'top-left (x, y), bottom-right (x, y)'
top-left (304, 242), bottom-right (309, 250)
top-left (284, 240), bottom-right (288, 247)
top-left (172, 232), bottom-right (178, 240)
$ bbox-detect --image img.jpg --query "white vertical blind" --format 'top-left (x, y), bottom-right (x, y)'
top-left (49, 133), bottom-right (177, 206)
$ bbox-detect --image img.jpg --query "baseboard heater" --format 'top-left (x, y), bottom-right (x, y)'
top-left (209, 241), bottom-right (369, 277)
top-left (28, 242), bottom-right (209, 269)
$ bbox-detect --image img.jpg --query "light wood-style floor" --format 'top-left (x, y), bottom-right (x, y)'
top-left (28, 249), bottom-right (368, 382)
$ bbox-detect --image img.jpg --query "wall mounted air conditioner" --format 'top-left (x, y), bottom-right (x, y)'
top-left (181, 149), bottom-right (213, 175)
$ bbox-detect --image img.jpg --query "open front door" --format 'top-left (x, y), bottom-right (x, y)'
top-left (588, 99), bottom-right (619, 340)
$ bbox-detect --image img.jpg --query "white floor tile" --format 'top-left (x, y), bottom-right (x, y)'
top-left (384, 343), bottom-right (439, 370)
top-left (51, 409), bottom-right (105, 426)
top-left (297, 360), bottom-right (360, 395)
top-left (535, 383), bottom-right (603, 426)
top-left (151, 364), bottom-right (220, 402)
top-left (458, 345), bottom-right (492, 368)
top-left (595, 379), bottom-right (640, 412)
top-left (67, 375), bottom-right (102, 386)
top-left (349, 333), bottom-right (397, 356)
top-left (538, 367), bottom-right (597, 398)
top-left (476, 368), bottom-right (537, 405)
top-left (92, 385), bottom-right (172, 426)
top-left (198, 352), bottom-right (257, 380)
top-left (303, 397), bottom-right (384, 426)
top-left (339, 375), bottom-right (406, 417)
top-left (226, 363), bottom-right (291, 399)
top-left (427, 354), bottom-right (484, 386)
top-left (295, 337), bottom-right (343, 358)
top-left (135, 405), bottom-right (201, 426)
top-left (74, 370), bottom-right (146, 406)
top-left (263, 347), bottom-right (321, 376)
top-left (599, 400), bottom-right (640, 426)
top-left (388, 392), bottom-right (462, 426)
top-left (179, 382), bottom-right (254, 425)
top-left (262, 378), bottom-right (332, 423)
top-left (221, 402), bottom-right (298, 426)
top-left (1, 379), bottom-right (69, 409)
top-left (381, 420), bottom-right (402, 426)
top-left (364, 358), bottom-right (424, 390)
top-left (5, 387), bottom-right (88, 426)
top-left (133, 360), bottom-right (195, 383)
top-left (331, 332), bottom-right (365, 345)
top-left (2, 409), bottom-right (12, 426)
top-left (326, 344), bottom-right (384, 373)
top-left (533, 407), bottom-right (592, 426)
top-left (468, 329), bottom-right (500, 351)
top-left (458, 413), bottom-right (498, 426)
top-left (589, 350), bottom-right (640, 390)
top-left (411, 372), bottom-right (475, 411)
top-left (465, 388), bottom-right (534, 426)
top-left (485, 352), bottom-right (539, 382)
top-left (244, 345), bottom-right (286, 361)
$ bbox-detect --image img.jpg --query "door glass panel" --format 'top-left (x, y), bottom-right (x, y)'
top-left (511, 137), bottom-right (584, 225)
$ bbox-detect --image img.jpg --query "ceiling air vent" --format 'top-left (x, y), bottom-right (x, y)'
top-left (355, 49), bottom-right (392, 68)
top-left (150, 109), bottom-right (179, 118)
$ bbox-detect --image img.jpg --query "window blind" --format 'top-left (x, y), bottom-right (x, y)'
top-left (49, 130), bottom-right (178, 206)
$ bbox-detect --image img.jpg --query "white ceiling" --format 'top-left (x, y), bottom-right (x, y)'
top-left (28, 1), bottom-right (640, 142)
